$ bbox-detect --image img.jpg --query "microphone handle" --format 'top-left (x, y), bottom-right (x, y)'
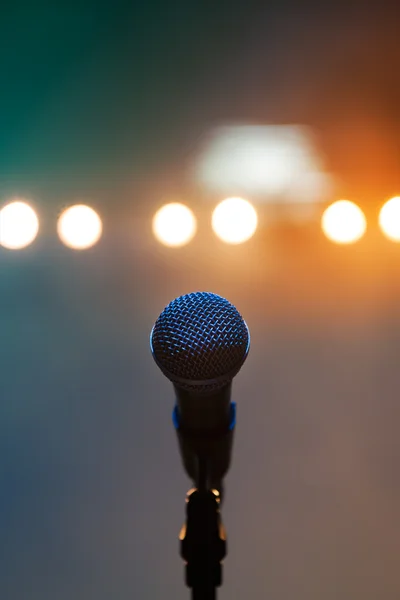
top-left (174, 383), bottom-right (232, 430)
top-left (173, 402), bottom-right (236, 492)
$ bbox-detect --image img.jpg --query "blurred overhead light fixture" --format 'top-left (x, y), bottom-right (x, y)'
top-left (194, 125), bottom-right (334, 204)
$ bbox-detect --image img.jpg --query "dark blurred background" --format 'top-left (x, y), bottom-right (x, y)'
top-left (1, 3), bottom-right (400, 599)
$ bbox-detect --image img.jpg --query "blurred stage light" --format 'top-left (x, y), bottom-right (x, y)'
top-left (379, 196), bottom-right (400, 242)
top-left (194, 125), bottom-right (333, 204)
top-left (0, 200), bottom-right (39, 249)
top-left (152, 203), bottom-right (197, 247)
top-left (212, 197), bottom-right (258, 244)
top-left (321, 200), bottom-right (366, 244)
top-left (57, 205), bottom-right (103, 250)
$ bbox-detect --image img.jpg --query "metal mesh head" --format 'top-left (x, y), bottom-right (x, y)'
top-left (150, 292), bottom-right (250, 393)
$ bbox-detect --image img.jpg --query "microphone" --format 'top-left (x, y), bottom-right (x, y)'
top-left (150, 291), bottom-right (250, 493)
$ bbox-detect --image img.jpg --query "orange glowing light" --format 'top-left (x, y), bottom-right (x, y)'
top-left (379, 196), bottom-right (400, 242)
top-left (321, 200), bottom-right (366, 244)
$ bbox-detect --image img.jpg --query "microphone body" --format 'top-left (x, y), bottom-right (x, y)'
top-left (173, 383), bottom-right (235, 491)
top-left (150, 292), bottom-right (249, 492)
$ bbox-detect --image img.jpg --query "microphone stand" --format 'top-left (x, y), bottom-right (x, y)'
top-left (180, 456), bottom-right (227, 600)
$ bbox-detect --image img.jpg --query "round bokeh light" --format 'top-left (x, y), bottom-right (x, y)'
top-left (152, 203), bottom-right (197, 247)
top-left (212, 197), bottom-right (258, 244)
top-left (0, 200), bottom-right (39, 249)
top-left (379, 196), bottom-right (400, 242)
top-left (321, 200), bottom-right (366, 244)
top-left (57, 205), bottom-right (103, 250)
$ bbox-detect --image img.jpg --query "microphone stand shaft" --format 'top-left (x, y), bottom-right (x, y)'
top-left (192, 587), bottom-right (216, 600)
top-left (180, 456), bottom-right (226, 600)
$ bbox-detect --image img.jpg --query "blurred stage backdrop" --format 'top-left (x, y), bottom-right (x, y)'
top-left (1, 3), bottom-right (400, 600)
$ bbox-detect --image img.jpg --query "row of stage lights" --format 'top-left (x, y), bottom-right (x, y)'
top-left (156, 198), bottom-right (400, 246)
top-left (1, 197), bottom-right (400, 251)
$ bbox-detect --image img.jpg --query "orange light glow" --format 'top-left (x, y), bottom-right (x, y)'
top-left (379, 196), bottom-right (400, 242)
top-left (321, 200), bottom-right (366, 244)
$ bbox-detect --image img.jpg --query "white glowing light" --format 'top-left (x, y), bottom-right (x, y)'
top-left (57, 205), bottom-right (103, 249)
top-left (152, 203), bottom-right (197, 247)
top-left (195, 125), bottom-right (333, 203)
top-left (0, 201), bottom-right (39, 249)
top-left (379, 196), bottom-right (400, 242)
top-left (321, 200), bottom-right (366, 244)
top-left (212, 197), bottom-right (258, 244)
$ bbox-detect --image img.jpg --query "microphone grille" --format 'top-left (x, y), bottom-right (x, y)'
top-left (150, 292), bottom-right (249, 392)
